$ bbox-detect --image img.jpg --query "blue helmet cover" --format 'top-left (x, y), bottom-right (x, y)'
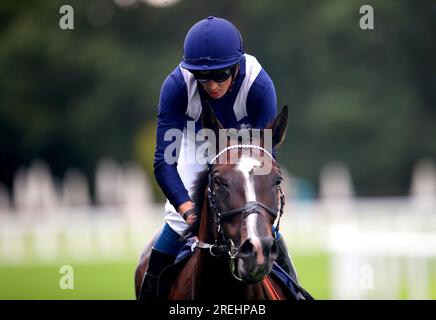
top-left (181, 16), bottom-right (245, 71)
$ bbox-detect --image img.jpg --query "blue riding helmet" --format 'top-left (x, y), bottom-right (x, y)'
top-left (181, 16), bottom-right (245, 71)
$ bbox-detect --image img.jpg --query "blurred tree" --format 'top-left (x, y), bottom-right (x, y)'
top-left (0, 0), bottom-right (434, 202)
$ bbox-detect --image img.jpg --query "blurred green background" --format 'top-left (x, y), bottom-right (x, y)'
top-left (1, 0), bottom-right (435, 199)
top-left (0, 0), bottom-right (435, 300)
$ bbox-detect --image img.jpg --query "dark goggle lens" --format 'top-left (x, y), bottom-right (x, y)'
top-left (193, 68), bottom-right (232, 83)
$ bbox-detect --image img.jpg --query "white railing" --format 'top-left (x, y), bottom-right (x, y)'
top-left (0, 157), bottom-right (435, 299)
top-left (0, 205), bottom-right (164, 265)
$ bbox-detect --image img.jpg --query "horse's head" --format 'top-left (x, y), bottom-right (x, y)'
top-left (190, 103), bottom-right (288, 284)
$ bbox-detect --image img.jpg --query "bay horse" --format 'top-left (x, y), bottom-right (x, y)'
top-left (135, 104), bottom-right (312, 300)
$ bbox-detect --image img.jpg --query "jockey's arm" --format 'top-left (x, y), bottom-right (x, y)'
top-left (246, 68), bottom-right (278, 155)
top-left (154, 71), bottom-right (193, 215)
top-left (247, 69), bottom-right (277, 128)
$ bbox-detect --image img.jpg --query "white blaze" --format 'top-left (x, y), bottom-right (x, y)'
top-left (236, 156), bottom-right (261, 202)
top-left (236, 156), bottom-right (264, 265)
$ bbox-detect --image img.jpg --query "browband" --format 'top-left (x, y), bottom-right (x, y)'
top-left (208, 144), bottom-right (274, 165)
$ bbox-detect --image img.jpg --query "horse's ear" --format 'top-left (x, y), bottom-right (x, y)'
top-left (201, 101), bottom-right (224, 140)
top-left (266, 105), bottom-right (289, 148)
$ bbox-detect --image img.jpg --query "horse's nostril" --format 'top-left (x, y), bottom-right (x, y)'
top-left (239, 240), bottom-right (254, 256)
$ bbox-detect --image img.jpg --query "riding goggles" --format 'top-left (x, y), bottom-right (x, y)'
top-left (192, 66), bottom-right (234, 83)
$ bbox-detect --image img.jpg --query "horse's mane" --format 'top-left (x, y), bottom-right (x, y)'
top-left (181, 168), bottom-right (209, 240)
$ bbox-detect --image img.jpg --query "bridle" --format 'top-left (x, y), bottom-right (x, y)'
top-left (191, 144), bottom-right (286, 281)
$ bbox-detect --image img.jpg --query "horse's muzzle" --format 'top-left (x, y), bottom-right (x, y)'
top-left (237, 236), bottom-right (279, 283)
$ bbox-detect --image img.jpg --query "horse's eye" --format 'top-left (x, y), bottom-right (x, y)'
top-left (213, 176), bottom-right (227, 187)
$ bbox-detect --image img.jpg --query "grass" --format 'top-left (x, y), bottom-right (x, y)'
top-left (292, 252), bottom-right (330, 299)
top-left (0, 261), bottom-right (138, 300)
top-left (1, 252), bottom-right (435, 300)
top-left (0, 254), bottom-right (330, 300)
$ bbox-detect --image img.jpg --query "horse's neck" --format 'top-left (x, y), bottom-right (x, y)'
top-left (197, 193), bottom-right (215, 244)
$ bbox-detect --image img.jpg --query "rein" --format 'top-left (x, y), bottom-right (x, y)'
top-left (193, 144), bottom-right (286, 282)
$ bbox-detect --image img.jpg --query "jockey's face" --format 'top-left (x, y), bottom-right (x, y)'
top-left (199, 77), bottom-right (232, 99)
top-left (197, 64), bottom-right (240, 100)
top-left (200, 65), bottom-right (239, 99)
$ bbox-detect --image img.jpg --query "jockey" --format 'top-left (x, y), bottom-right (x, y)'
top-left (139, 16), bottom-right (298, 300)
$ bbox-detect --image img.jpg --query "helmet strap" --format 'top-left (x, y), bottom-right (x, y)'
top-left (228, 63), bottom-right (240, 93)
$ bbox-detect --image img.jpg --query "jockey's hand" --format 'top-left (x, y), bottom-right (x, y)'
top-left (178, 201), bottom-right (197, 226)
top-left (182, 208), bottom-right (198, 226)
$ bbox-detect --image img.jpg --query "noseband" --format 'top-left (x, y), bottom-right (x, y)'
top-left (192, 144), bottom-right (286, 281)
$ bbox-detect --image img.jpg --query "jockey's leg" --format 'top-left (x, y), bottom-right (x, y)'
top-left (138, 223), bottom-right (186, 301)
top-left (272, 226), bottom-right (299, 283)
